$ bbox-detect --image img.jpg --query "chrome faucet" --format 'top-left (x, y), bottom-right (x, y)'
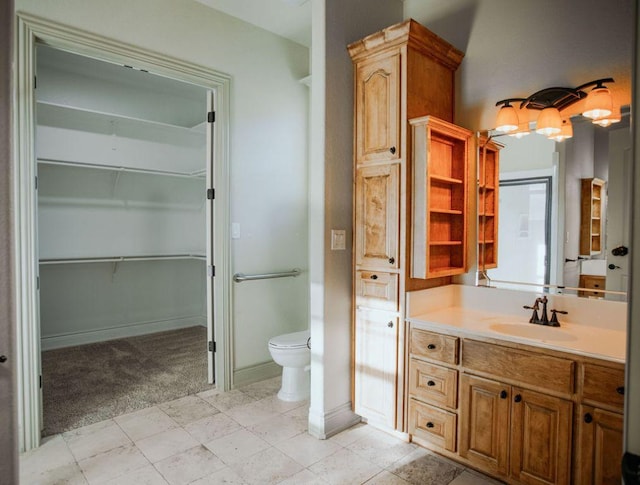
top-left (523, 296), bottom-right (567, 327)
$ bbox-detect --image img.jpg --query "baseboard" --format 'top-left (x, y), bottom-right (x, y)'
top-left (308, 401), bottom-right (362, 439)
top-left (41, 315), bottom-right (207, 350)
top-left (233, 361), bottom-right (281, 387)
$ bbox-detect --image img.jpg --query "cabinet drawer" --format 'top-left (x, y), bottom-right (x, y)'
top-left (582, 363), bottom-right (625, 410)
top-left (409, 359), bottom-right (457, 409)
top-left (410, 328), bottom-right (459, 365)
top-left (409, 398), bottom-right (457, 452)
top-left (355, 270), bottom-right (399, 311)
top-left (462, 340), bottom-right (575, 395)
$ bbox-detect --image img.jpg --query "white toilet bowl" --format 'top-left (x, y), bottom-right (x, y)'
top-left (268, 330), bottom-right (310, 402)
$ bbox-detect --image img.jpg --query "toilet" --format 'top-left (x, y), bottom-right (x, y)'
top-left (268, 330), bottom-right (310, 402)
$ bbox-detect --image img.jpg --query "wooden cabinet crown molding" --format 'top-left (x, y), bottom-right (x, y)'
top-left (347, 19), bottom-right (464, 70)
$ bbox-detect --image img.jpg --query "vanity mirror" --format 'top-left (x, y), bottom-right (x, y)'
top-left (478, 111), bottom-right (631, 301)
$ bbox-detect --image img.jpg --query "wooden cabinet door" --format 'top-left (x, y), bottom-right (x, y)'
top-left (354, 308), bottom-right (398, 428)
top-left (576, 405), bottom-right (623, 485)
top-left (510, 388), bottom-right (572, 485)
top-left (355, 52), bottom-right (400, 164)
top-left (355, 164), bottom-right (399, 269)
top-left (459, 374), bottom-right (510, 477)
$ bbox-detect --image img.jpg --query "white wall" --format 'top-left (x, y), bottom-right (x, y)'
top-left (308, 0), bottom-right (403, 438)
top-left (17, 0), bottom-right (310, 377)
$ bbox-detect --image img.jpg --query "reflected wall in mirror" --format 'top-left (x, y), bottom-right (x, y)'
top-left (478, 113), bottom-right (631, 301)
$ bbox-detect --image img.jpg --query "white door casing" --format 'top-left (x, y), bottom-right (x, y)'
top-left (14, 13), bottom-right (232, 451)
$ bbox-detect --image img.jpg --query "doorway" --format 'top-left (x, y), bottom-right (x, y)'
top-left (36, 44), bottom-right (215, 435)
top-left (15, 14), bottom-right (231, 451)
top-left (487, 177), bottom-right (552, 291)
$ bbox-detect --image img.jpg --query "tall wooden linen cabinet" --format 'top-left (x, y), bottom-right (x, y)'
top-left (348, 20), bottom-right (469, 431)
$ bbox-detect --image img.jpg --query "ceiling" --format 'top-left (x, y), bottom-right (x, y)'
top-left (194, 0), bottom-right (312, 47)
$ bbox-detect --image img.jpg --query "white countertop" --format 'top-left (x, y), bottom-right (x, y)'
top-left (408, 306), bottom-right (626, 363)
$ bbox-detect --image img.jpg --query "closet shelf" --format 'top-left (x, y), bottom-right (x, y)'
top-left (37, 100), bottom-right (205, 133)
top-left (38, 159), bottom-right (206, 179)
top-left (39, 254), bottom-right (206, 265)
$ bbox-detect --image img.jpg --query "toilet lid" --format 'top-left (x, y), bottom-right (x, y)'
top-left (269, 330), bottom-right (310, 349)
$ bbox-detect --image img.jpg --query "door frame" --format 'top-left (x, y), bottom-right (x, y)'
top-left (14, 13), bottom-right (233, 451)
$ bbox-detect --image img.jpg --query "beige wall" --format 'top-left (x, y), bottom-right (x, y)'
top-left (0, 0), bottom-right (17, 480)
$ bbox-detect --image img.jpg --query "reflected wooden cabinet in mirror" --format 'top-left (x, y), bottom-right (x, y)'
top-left (478, 137), bottom-right (503, 270)
top-left (580, 177), bottom-right (606, 256)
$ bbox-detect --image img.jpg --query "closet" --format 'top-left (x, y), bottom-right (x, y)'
top-left (36, 45), bottom-right (212, 430)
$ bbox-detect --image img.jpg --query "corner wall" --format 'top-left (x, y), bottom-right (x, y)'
top-left (0, 0), bottom-right (18, 480)
top-left (308, 0), bottom-right (403, 438)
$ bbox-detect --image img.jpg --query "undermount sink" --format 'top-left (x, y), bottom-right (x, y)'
top-left (489, 323), bottom-right (577, 342)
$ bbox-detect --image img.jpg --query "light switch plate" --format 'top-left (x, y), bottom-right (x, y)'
top-left (331, 229), bottom-right (346, 250)
top-left (231, 223), bottom-right (241, 239)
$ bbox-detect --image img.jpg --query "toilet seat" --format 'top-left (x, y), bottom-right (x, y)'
top-left (268, 330), bottom-right (310, 349)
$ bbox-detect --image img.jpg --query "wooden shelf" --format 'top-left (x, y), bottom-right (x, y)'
top-left (477, 136), bottom-right (502, 270)
top-left (430, 208), bottom-right (463, 215)
top-left (430, 241), bottom-right (463, 246)
top-left (410, 116), bottom-right (471, 279)
top-left (430, 174), bottom-right (464, 185)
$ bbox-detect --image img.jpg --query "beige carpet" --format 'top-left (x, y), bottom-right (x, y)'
top-left (41, 326), bottom-right (214, 436)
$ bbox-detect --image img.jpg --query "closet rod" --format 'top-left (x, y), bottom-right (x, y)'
top-left (233, 268), bottom-right (301, 283)
top-left (38, 159), bottom-right (206, 179)
top-left (39, 254), bottom-right (206, 265)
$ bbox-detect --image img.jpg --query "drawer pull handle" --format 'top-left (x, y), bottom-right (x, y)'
top-left (500, 390), bottom-right (508, 399)
top-left (617, 386), bottom-right (625, 395)
top-left (426, 422), bottom-right (434, 428)
top-left (514, 394), bottom-right (522, 403)
top-left (370, 274), bottom-right (378, 280)
top-left (427, 344), bottom-right (436, 350)
top-left (387, 321), bottom-right (394, 328)
top-left (390, 146), bottom-right (396, 155)
top-left (427, 380), bottom-right (436, 387)
top-left (388, 257), bottom-right (395, 264)
top-left (584, 413), bottom-right (593, 424)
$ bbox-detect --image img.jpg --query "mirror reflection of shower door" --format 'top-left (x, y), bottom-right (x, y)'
top-left (487, 177), bottom-right (551, 291)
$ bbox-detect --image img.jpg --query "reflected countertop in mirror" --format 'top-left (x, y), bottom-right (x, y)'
top-left (477, 113), bottom-right (631, 301)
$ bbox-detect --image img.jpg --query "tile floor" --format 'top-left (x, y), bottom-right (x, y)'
top-left (20, 377), bottom-right (502, 485)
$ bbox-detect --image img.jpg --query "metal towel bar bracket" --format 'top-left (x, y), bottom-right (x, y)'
top-left (233, 268), bottom-right (301, 283)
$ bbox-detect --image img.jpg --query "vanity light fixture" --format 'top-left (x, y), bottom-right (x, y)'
top-left (582, 81), bottom-right (613, 119)
top-left (508, 121), bottom-right (531, 138)
top-left (495, 100), bottom-right (520, 133)
top-left (549, 118), bottom-right (573, 142)
top-left (495, 78), bottom-right (615, 140)
top-left (535, 107), bottom-right (563, 136)
top-left (593, 106), bottom-right (622, 127)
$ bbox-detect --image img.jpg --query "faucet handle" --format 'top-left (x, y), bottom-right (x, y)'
top-left (549, 309), bottom-right (567, 327)
top-left (523, 305), bottom-right (539, 323)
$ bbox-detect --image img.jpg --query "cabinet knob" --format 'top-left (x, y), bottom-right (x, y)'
top-left (389, 146), bottom-right (396, 155)
top-left (388, 257), bottom-right (395, 264)
top-left (0, 355), bottom-right (6, 364)
top-left (427, 380), bottom-right (436, 387)
top-left (427, 344), bottom-right (436, 350)
top-left (370, 274), bottom-right (378, 280)
top-left (514, 394), bottom-right (522, 403)
top-left (426, 422), bottom-right (434, 428)
top-left (500, 390), bottom-right (508, 399)
top-left (617, 386), bottom-right (625, 395)
top-left (387, 321), bottom-right (394, 328)
top-left (584, 413), bottom-right (593, 424)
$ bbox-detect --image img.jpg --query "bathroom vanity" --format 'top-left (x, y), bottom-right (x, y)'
top-left (405, 284), bottom-right (626, 485)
